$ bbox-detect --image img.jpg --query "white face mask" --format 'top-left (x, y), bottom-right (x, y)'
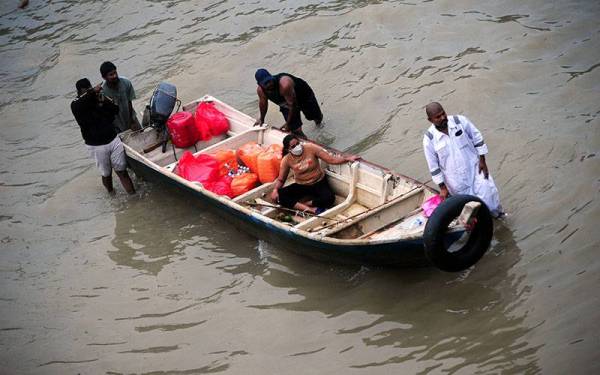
top-left (290, 143), bottom-right (303, 156)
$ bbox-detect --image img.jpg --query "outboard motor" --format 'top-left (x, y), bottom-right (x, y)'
top-left (150, 82), bottom-right (177, 127)
top-left (145, 82), bottom-right (179, 152)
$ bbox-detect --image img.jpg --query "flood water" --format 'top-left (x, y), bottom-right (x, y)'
top-left (1, 0), bottom-right (599, 374)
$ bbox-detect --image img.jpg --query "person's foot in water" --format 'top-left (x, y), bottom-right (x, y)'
top-left (315, 114), bottom-right (324, 128)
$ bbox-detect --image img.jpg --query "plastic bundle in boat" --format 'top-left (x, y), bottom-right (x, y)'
top-left (231, 173), bottom-right (258, 197)
top-left (237, 142), bottom-right (263, 174)
top-left (256, 144), bottom-right (283, 184)
top-left (194, 102), bottom-right (230, 140)
top-left (237, 142), bottom-right (283, 184)
top-left (166, 112), bottom-right (199, 148)
top-left (213, 149), bottom-right (238, 176)
top-left (176, 151), bottom-right (233, 197)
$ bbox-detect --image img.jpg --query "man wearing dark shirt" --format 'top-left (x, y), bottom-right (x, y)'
top-left (71, 78), bottom-right (135, 194)
top-left (254, 69), bottom-right (323, 139)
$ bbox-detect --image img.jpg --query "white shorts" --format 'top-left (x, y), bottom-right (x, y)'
top-left (87, 137), bottom-right (127, 177)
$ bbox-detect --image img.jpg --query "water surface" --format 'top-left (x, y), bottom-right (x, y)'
top-left (0, 0), bottom-right (599, 373)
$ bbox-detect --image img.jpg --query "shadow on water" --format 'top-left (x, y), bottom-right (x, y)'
top-left (110, 180), bottom-right (541, 372)
top-left (109, 183), bottom-right (266, 276)
top-left (251, 223), bottom-right (543, 373)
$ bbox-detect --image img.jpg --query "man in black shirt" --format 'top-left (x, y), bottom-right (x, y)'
top-left (71, 78), bottom-right (135, 194)
top-left (254, 69), bottom-right (323, 139)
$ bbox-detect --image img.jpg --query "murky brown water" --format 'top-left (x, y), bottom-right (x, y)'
top-left (1, 0), bottom-right (599, 374)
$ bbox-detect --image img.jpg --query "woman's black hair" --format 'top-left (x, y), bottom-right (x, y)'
top-left (282, 134), bottom-right (298, 156)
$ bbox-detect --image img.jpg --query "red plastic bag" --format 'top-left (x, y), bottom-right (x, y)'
top-left (194, 104), bottom-right (212, 141)
top-left (167, 112), bottom-right (199, 148)
top-left (230, 173), bottom-right (258, 197)
top-left (205, 175), bottom-right (233, 197)
top-left (195, 102), bottom-right (229, 138)
top-left (176, 151), bottom-right (220, 185)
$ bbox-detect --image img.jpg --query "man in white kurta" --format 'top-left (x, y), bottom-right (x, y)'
top-left (422, 102), bottom-right (503, 217)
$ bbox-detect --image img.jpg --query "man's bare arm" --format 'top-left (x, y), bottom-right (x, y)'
top-left (255, 86), bottom-right (269, 126)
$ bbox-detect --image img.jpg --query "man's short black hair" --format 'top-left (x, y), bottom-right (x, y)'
top-left (426, 102), bottom-right (444, 119)
top-left (76, 78), bottom-right (92, 93)
top-left (100, 61), bottom-right (117, 77)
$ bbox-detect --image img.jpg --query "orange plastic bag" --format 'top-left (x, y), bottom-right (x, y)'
top-left (237, 142), bottom-right (264, 174)
top-left (230, 173), bottom-right (258, 197)
top-left (257, 151), bottom-right (279, 184)
top-left (266, 144), bottom-right (283, 171)
top-left (213, 149), bottom-right (238, 176)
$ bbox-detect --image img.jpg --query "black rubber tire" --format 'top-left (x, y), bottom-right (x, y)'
top-left (424, 194), bottom-right (493, 272)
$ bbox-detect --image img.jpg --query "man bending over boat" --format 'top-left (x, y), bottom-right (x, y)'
top-left (271, 134), bottom-right (359, 215)
top-left (100, 61), bottom-right (141, 132)
top-left (254, 69), bottom-right (323, 139)
top-left (71, 78), bottom-right (135, 195)
top-left (422, 102), bottom-right (504, 217)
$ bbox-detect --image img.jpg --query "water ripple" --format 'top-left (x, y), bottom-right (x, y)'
top-left (0, 1), bottom-right (598, 374)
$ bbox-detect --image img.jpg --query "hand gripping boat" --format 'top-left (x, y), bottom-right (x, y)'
top-left (120, 93), bottom-right (493, 272)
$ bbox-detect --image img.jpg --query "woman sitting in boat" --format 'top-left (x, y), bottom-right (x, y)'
top-left (271, 134), bottom-right (360, 215)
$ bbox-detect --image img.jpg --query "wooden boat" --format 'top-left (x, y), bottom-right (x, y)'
top-left (121, 95), bottom-right (493, 272)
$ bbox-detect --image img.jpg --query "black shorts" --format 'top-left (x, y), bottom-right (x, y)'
top-left (279, 93), bottom-right (323, 131)
top-left (278, 177), bottom-right (334, 209)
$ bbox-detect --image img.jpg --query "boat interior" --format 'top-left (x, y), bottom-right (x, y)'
top-left (121, 98), bottom-right (441, 241)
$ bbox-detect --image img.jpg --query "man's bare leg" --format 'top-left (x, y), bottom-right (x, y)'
top-left (101, 175), bottom-right (114, 193)
top-left (115, 170), bottom-right (135, 194)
